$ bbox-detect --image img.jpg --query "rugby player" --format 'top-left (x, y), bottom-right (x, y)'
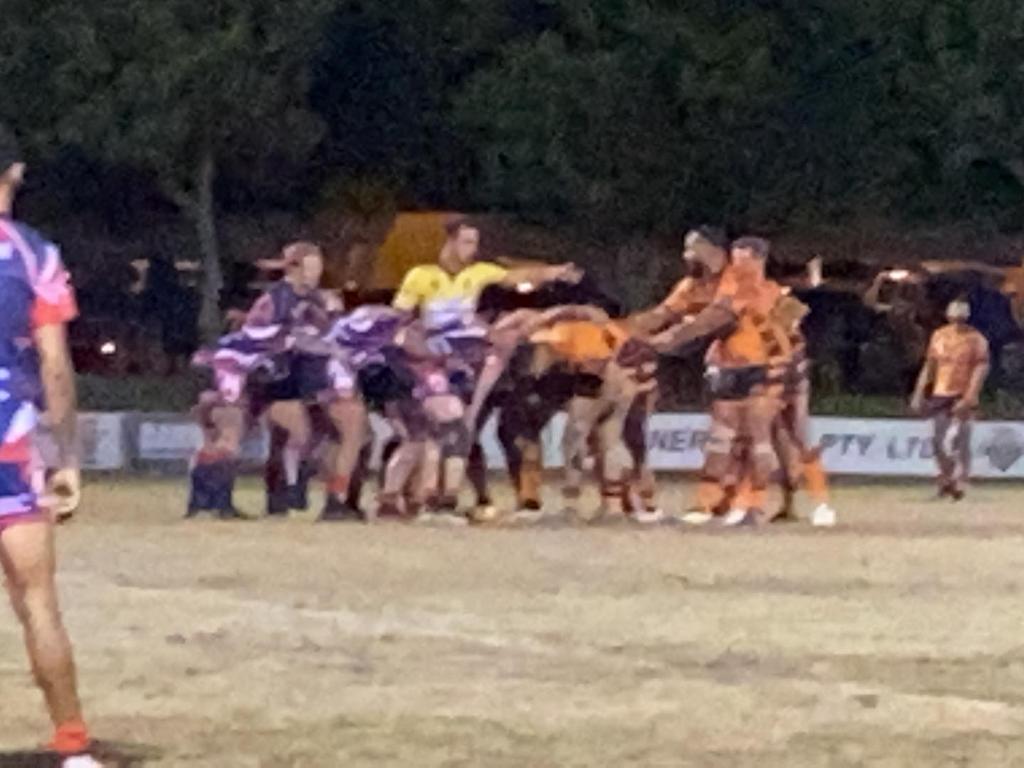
top-left (0, 125), bottom-right (101, 767)
top-left (911, 298), bottom-right (990, 500)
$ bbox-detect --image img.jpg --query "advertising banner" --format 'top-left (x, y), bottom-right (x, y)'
top-left (119, 412), bottom-right (1024, 479)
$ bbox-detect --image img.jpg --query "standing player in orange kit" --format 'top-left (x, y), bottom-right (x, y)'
top-left (911, 298), bottom-right (990, 500)
top-left (732, 294), bottom-right (836, 526)
top-left (624, 236), bottom-right (795, 525)
top-left (624, 227), bottom-right (730, 521)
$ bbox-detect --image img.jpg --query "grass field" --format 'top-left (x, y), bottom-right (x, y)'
top-left (4, 477), bottom-right (1024, 767)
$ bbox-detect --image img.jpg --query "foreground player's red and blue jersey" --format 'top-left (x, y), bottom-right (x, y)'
top-left (0, 215), bottom-right (77, 519)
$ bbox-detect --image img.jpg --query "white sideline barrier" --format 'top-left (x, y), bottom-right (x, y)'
top-left (641, 414), bottom-right (1024, 479)
top-left (137, 419), bottom-right (267, 463)
top-left (36, 412), bottom-right (127, 471)
top-left (43, 411), bottom-right (1024, 479)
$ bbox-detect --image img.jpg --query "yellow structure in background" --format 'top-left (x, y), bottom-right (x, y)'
top-left (369, 211), bottom-right (457, 289)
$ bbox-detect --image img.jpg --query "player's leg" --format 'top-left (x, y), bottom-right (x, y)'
top-left (266, 400), bottom-right (313, 511)
top-left (769, 389), bottom-right (823, 522)
top-left (210, 403), bottom-right (247, 518)
top-left (787, 383), bottom-right (835, 525)
top-left (263, 421), bottom-right (290, 516)
top-left (421, 394), bottom-right (474, 523)
top-left (465, 433), bottom-right (486, 505)
top-left (622, 387), bottom-right (663, 523)
top-left (682, 398), bottom-right (737, 525)
top-left (463, 397), bottom-right (495, 521)
top-left (724, 394), bottom-right (779, 526)
top-left (495, 408), bottom-right (525, 501)
top-left (770, 404), bottom-right (801, 521)
top-left (188, 396), bottom-right (224, 518)
top-left (561, 395), bottom-right (604, 519)
top-left (192, 402), bottom-right (247, 520)
top-left (411, 440), bottom-right (444, 521)
top-left (379, 399), bottom-right (428, 518)
top-left (379, 437), bottom-right (423, 518)
top-left (930, 403), bottom-right (956, 497)
top-left (497, 408), bottom-right (546, 519)
top-left (498, 392), bottom-right (553, 515)
top-left (593, 366), bottom-right (641, 522)
top-left (344, 439), bottom-right (373, 515)
top-left (320, 396), bottom-right (369, 521)
top-left (0, 519), bottom-right (95, 762)
top-left (377, 436), bottom-right (401, 494)
top-left (951, 413), bottom-right (974, 500)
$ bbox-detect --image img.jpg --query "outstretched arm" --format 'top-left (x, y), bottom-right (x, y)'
top-left (626, 306), bottom-right (682, 338)
top-left (647, 303), bottom-right (738, 357)
top-left (495, 261), bottom-right (581, 289)
top-left (627, 278), bottom-right (694, 337)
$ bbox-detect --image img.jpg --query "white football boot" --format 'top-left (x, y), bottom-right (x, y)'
top-left (811, 503), bottom-right (838, 528)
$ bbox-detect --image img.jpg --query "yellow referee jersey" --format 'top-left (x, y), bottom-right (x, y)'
top-left (392, 262), bottom-right (508, 325)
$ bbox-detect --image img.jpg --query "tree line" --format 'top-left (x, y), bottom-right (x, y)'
top-left (3, 0), bottom-right (1024, 335)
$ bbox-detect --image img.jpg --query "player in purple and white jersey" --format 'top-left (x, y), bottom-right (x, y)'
top-left (0, 125), bottom-right (102, 767)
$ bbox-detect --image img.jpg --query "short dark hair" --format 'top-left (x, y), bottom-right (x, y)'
top-left (691, 225), bottom-right (730, 251)
top-left (731, 236), bottom-right (771, 259)
top-left (444, 215), bottom-right (478, 239)
top-left (0, 124), bottom-right (22, 176)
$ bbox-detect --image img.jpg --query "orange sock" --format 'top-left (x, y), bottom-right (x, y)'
top-left (732, 476), bottom-right (756, 509)
top-left (640, 489), bottom-right (658, 512)
top-left (519, 460), bottom-right (542, 508)
top-left (803, 458), bottom-right (829, 504)
top-left (49, 719), bottom-right (90, 755)
top-left (327, 475), bottom-right (349, 496)
top-left (602, 480), bottom-right (624, 507)
top-left (696, 480), bottom-right (725, 513)
top-left (745, 487), bottom-right (766, 512)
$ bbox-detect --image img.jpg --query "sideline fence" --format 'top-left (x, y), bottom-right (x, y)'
top-left (39, 412), bottom-right (1024, 479)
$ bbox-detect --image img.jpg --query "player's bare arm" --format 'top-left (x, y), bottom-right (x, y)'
top-left (958, 344), bottom-right (990, 415)
top-left (35, 322), bottom-right (81, 516)
top-left (910, 354), bottom-right (936, 414)
top-left (647, 302), bottom-right (738, 357)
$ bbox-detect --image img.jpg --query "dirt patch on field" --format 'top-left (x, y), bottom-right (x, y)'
top-left (3, 478), bottom-right (1024, 766)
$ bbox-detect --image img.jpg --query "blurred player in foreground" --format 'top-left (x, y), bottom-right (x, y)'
top-left (0, 126), bottom-right (101, 767)
top-left (911, 297), bottom-right (990, 500)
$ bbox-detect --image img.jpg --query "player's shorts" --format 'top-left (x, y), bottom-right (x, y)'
top-left (357, 361), bottom-right (414, 410)
top-left (0, 509), bottom-right (46, 533)
top-left (925, 396), bottom-right (959, 417)
top-left (386, 398), bottom-right (433, 441)
top-left (0, 403), bottom-right (45, 536)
